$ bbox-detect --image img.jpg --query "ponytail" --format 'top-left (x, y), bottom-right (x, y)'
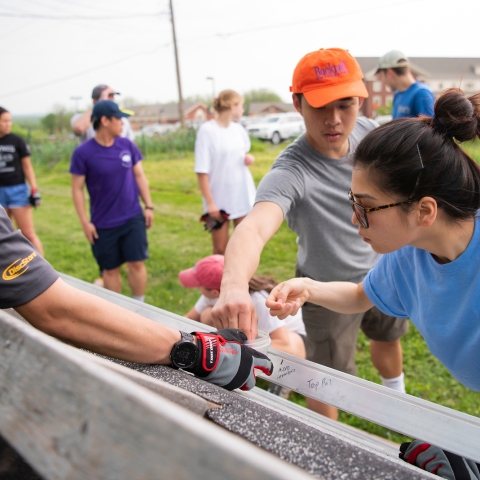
top-left (213, 90), bottom-right (242, 113)
top-left (352, 88), bottom-right (480, 222)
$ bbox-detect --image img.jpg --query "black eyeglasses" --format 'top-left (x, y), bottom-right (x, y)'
top-left (348, 191), bottom-right (417, 229)
top-left (349, 144), bottom-right (425, 228)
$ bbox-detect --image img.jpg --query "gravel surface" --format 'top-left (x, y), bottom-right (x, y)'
top-left (97, 355), bottom-right (432, 480)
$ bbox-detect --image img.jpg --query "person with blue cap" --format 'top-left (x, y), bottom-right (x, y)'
top-left (70, 100), bottom-right (153, 302)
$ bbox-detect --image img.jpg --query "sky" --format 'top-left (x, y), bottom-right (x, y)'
top-left (2, 0), bottom-right (480, 116)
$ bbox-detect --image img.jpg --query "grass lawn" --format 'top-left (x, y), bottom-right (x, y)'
top-left (31, 140), bottom-right (480, 444)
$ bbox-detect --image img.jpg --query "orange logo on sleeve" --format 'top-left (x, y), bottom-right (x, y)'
top-left (2, 252), bottom-right (37, 280)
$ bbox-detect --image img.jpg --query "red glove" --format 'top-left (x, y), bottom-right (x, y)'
top-left (199, 210), bottom-right (229, 232)
top-left (187, 329), bottom-right (273, 391)
top-left (400, 440), bottom-right (480, 479)
top-left (29, 188), bottom-right (41, 207)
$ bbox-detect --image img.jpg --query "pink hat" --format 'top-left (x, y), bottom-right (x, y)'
top-left (178, 255), bottom-right (224, 290)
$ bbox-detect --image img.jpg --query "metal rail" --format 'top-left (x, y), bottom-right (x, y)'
top-left (261, 350), bottom-right (480, 463)
top-left (60, 273), bottom-right (480, 463)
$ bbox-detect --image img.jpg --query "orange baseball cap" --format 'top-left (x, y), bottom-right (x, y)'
top-left (290, 48), bottom-right (368, 108)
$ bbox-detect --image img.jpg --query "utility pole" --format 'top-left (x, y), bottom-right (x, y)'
top-left (169, 0), bottom-right (185, 128)
top-left (70, 96), bottom-right (82, 112)
top-left (206, 77), bottom-right (215, 99)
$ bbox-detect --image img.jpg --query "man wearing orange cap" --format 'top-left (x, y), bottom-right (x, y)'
top-left (212, 48), bottom-right (408, 420)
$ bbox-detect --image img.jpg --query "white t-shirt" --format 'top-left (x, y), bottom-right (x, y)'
top-left (70, 114), bottom-right (135, 143)
top-left (194, 291), bottom-right (306, 336)
top-left (194, 119), bottom-right (256, 219)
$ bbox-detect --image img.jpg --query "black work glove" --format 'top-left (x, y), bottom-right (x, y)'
top-left (399, 440), bottom-right (480, 479)
top-left (199, 210), bottom-right (229, 232)
top-left (29, 189), bottom-right (41, 207)
top-left (187, 328), bottom-right (273, 391)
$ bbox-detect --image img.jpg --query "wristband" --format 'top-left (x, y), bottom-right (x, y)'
top-left (145, 206), bottom-right (154, 210)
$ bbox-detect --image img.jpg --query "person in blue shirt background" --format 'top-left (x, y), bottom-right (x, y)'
top-left (266, 87), bottom-right (480, 479)
top-left (376, 50), bottom-right (435, 119)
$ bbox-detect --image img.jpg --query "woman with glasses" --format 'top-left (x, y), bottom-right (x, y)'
top-left (266, 88), bottom-right (480, 477)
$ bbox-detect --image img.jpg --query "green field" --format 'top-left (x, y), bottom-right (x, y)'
top-left (31, 140), bottom-right (480, 443)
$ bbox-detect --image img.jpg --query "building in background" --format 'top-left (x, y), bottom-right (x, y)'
top-left (248, 102), bottom-right (296, 116)
top-left (129, 102), bottom-right (209, 130)
top-left (356, 57), bottom-right (480, 119)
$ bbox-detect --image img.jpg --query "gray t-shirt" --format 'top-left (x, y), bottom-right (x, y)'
top-left (70, 114), bottom-right (135, 143)
top-left (255, 116), bottom-right (379, 283)
top-left (0, 207), bottom-right (58, 308)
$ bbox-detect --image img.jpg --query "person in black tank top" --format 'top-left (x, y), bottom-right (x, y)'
top-left (0, 107), bottom-right (43, 255)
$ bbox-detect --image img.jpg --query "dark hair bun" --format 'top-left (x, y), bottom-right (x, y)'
top-left (433, 88), bottom-right (480, 142)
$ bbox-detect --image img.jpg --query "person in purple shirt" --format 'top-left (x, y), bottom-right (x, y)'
top-left (70, 101), bottom-right (154, 302)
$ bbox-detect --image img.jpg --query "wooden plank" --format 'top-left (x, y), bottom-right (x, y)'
top-left (0, 309), bottom-right (313, 480)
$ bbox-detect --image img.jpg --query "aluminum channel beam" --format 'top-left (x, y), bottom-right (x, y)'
top-left (60, 273), bottom-right (480, 463)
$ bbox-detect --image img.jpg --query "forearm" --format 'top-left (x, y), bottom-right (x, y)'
top-left (71, 185), bottom-right (89, 226)
top-left (135, 172), bottom-right (152, 208)
top-left (196, 173), bottom-right (215, 205)
top-left (16, 279), bottom-right (180, 364)
top-left (222, 203), bottom-right (283, 291)
top-left (20, 157), bottom-right (38, 190)
top-left (303, 279), bottom-right (373, 313)
top-left (71, 110), bottom-right (92, 135)
top-left (222, 221), bottom-right (263, 291)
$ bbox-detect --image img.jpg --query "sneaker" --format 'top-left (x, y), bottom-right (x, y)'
top-left (268, 383), bottom-right (291, 399)
top-left (93, 277), bottom-right (104, 288)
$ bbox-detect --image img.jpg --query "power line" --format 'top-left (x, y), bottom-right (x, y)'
top-left (1, 0), bottom-right (426, 99)
top-left (1, 43), bottom-right (170, 99)
top-left (0, 10), bottom-right (166, 19)
top-left (211, 0), bottom-right (425, 39)
top-left (9, 0), bottom-right (134, 35)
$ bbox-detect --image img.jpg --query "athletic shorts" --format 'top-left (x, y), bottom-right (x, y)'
top-left (296, 267), bottom-right (409, 376)
top-left (0, 183), bottom-right (29, 208)
top-left (92, 214), bottom-right (148, 271)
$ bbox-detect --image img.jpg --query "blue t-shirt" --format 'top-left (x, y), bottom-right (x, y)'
top-left (363, 218), bottom-right (480, 391)
top-left (392, 82), bottom-right (435, 119)
top-left (70, 137), bottom-right (143, 229)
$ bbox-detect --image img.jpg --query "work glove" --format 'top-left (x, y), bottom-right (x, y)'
top-left (29, 188), bottom-right (41, 207)
top-left (188, 328), bottom-right (273, 391)
top-left (399, 440), bottom-right (480, 479)
top-left (199, 210), bottom-right (229, 232)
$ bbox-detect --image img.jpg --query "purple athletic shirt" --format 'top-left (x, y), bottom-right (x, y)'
top-left (70, 137), bottom-right (143, 229)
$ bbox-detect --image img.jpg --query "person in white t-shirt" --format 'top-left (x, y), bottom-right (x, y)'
top-left (179, 254), bottom-right (306, 359)
top-left (194, 90), bottom-right (256, 255)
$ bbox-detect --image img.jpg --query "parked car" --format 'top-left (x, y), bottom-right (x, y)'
top-left (239, 116), bottom-right (258, 128)
top-left (246, 113), bottom-right (305, 144)
top-left (140, 122), bottom-right (181, 137)
top-left (374, 115), bottom-right (392, 125)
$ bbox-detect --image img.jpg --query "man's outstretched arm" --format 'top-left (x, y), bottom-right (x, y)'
top-left (16, 278), bottom-right (180, 364)
top-left (211, 201), bottom-right (284, 339)
top-left (15, 279), bottom-right (273, 390)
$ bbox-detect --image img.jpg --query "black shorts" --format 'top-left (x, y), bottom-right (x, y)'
top-left (92, 214), bottom-right (148, 271)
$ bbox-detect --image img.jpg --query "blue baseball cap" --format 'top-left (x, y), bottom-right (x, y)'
top-left (91, 100), bottom-right (132, 122)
